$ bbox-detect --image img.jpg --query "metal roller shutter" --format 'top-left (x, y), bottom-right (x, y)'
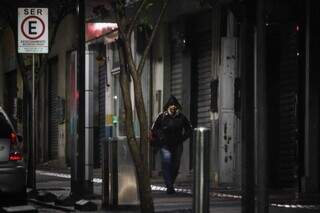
top-left (170, 39), bottom-right (183, 104)
top-left (195, 28), bottom-right (212, 128)
top-left (48, 60), bottom-right (59, 160)
top-left (278, 25), bottom-right (299, 188)
top-left (267, 24), bottom-right (299, 188)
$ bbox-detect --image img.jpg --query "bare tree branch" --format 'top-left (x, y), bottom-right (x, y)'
top-left (111, 0), bottom-right (171, 211)
top-left (117, 7), bottom-right (154, 213)
top-left (112, 1), bottom-right (137, 77)
top-left (118, 38), bottom-right (138, 145)
top-left (128, 0), bottom-right (149, 36)
top-left (123, 37), bottom-right (138, 75)
top-left (137, 0), bottom-right (169, 75)
top-left (131, 74), bottom-right (149, 158)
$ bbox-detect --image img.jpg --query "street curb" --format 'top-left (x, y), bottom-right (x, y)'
top-left (27, 199), bottom-right (74, 212)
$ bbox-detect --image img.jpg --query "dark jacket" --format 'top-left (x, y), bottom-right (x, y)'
top-left (151, 96), bottom-right (192, 147)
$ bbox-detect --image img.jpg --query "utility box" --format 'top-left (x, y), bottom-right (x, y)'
top-left (104, 138), bottom-right (140, 208)
top-left (117, 138), bottom-right (139, 205)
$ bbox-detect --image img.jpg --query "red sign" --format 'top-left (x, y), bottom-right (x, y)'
top-left (86, 23), bottom-right (118, 41)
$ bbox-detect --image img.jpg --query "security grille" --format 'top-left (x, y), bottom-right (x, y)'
top-left (278, 25), bottom-right (299, 188)
top-left (97, 64), bottom-right (107, 168)
top-left (48, 59), bottom-right (59, 160)
top-left (267, 24), bottom-right (299, 188)
top-left (194, 26), bottom-right (212, 128)
top-left (170, 38), bottom-right (183, 104)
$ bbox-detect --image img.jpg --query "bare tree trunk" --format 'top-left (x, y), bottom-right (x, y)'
top-left (132, 73), bottom-right (149, 161)
top-left (118, 40), bottom-right (154, 212)
top-left (135, 162), bottom-right (154, 212)
top-left (121, 35), bottom-right (149, 162)
top-left (112, 1), bottom-right (170, 212)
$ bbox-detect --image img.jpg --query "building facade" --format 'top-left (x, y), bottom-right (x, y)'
top-left (0, 27), bottom-right (24, 136)
top-left (148, 1), bottom-right (241, 186)
top-left (0, 0), bottom-right (319, 200)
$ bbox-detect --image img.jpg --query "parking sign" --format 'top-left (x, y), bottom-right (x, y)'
top-left (18, 8), bottom-right (48, 53)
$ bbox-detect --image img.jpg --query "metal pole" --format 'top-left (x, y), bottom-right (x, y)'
top-left (31, 53), bottom-right (36, 189)
top-left (84, 52), bottom-right (94, 194)
top-left (71, 0), bottom-right (86, 197)
top-left (192, 128), bottom-right (210, 213)
top-left (256, 0), bottom-right (268, 212)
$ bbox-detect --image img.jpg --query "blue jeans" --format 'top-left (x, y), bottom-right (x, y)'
top-left (160, 144), bottom-right (183, 189)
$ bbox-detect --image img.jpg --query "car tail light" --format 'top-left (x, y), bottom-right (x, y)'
top-left (9, 132), bottom-right (17, 144)
top-left (9, 152), bottom-right (23, 161)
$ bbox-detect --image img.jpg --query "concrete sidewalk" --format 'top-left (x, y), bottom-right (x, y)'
top-left (34, 167), bottom-right (241, 212)
top-left (34, 161), bottom-right (320, 212)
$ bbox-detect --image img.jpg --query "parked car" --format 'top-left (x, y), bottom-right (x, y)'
top-left (0, 106), bottom-right (26, 204)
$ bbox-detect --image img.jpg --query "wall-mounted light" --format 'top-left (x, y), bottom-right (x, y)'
top-left (173, 31), bottom-right (189, 51)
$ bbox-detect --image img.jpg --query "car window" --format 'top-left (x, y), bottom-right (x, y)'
top-left (0, 112), bottom-right (13, 138)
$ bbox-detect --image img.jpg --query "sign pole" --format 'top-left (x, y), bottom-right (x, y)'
top-left (32, 53), bottom-right (36, 189)
top-left (18, 7), bottom-right (48, 189)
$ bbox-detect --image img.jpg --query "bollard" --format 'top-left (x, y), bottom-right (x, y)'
top-left (192, 127), bottom-right (211, 213)
top-left (102, 137), bottom-right (118, 209)
top-left (102, 138), bottom-right (110, 209)
top-left (110, 138), bottom-right (118, 207)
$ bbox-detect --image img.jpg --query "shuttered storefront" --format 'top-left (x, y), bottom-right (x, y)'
top-left (170, 38), bottom-right (183, 104)
top-left (194, 17), bottom-right (212, 128)
top-left (168, 15), bottom-right (212, 173)
top-left (48, 59), bottom-right (59, 160)
top-left (278, 25), bottom-right (299, 188)
top-left (267, 24), bottom-right (299, 188)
